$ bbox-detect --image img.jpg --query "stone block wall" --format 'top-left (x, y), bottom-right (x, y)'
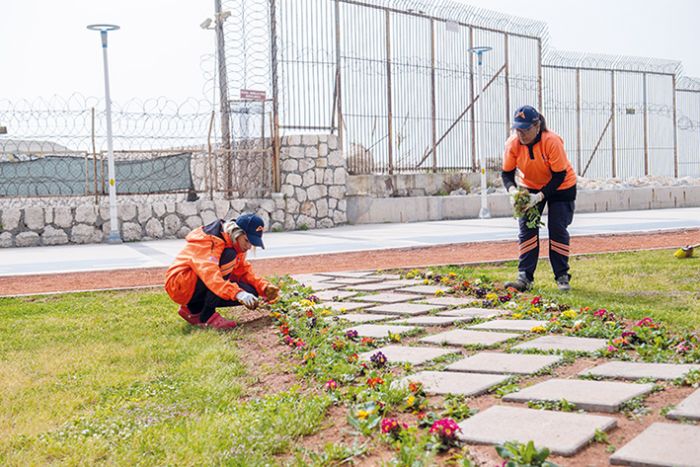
top-left (0, 134), bottom-right (349, 248)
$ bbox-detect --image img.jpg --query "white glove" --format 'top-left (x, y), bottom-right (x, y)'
top-left (525, 191), bottom-right (545, 210)
top-left (508, 186), bottom-right (518, 207)
top-left (236, 291), bottom-right (259, 309)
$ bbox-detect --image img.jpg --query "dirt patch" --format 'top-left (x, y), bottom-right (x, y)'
top-left (1, 229), bottom-right (698, 297)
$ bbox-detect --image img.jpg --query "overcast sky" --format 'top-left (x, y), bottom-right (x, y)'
top-left (1, 0), bottom-right (698, 103)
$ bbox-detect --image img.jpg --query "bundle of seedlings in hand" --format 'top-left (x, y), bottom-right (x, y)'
top-left (512, 188), bottom-right (544, 229)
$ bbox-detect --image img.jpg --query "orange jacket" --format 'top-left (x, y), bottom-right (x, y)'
top-left (503, 131), bottom-right (576, 191)
top-left (164, 220), bottom-right (269, 305)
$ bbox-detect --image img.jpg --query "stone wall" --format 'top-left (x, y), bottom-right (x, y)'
top-left (0, 134), bottom-right (349, 248)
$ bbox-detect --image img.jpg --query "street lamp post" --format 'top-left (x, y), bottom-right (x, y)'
top-left (87, 23), bottom-right (122, 244)
top-left (468, 46), bottom-right (493, 219)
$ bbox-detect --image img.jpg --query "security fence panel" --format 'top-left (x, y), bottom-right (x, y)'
top-left (579, 69), bottom-right (614, 179)
top-left (677, 83), bottom-right (700, 176)
top-left (543, 67), bottom-right (580, 173)
top-left (508, 35), bottom-right (540, 130)
top-left (614, 71), bottom-right (645, 179)
top-left (647, 73), bottom-right (676, 177)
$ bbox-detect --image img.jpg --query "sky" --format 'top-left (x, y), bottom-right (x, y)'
top-left (1, 0), bottom-right (698, 103)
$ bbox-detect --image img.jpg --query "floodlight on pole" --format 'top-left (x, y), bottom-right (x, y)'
top-left (468, 46), bottom-right (493, 219)
top-left (87, 23), bottom-right (121, 243)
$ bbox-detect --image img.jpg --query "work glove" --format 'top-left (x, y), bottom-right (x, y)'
top-left (508, 186), bottom-right (518, 207)
top-left (264, 284), bottom-right (280, 303)
top-left (236, 290), bottom-right (259, 310)
top-left (525, 191), bottom-right (545, 210)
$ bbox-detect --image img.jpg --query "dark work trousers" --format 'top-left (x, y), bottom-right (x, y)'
top-left (518, 199), bottom-right (575, 282)
top-left (187, 279), bottom-right (258, 323)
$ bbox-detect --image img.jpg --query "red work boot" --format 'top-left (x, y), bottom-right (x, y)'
top-left (178, 305), bottom-right (201, 325)
top-left (202, 312), bottom-right (238, 330)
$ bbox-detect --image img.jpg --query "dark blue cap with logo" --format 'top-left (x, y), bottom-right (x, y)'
top-left (236, 213), bottom-right (265, 249)
top-left (511, 105), bottom-right (540, 130)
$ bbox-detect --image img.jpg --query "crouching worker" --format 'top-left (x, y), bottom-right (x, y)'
top-left (165, 213), bottom-right (280, 329)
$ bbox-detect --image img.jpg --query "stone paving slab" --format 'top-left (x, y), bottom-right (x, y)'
top-left (365, 303), bottom-right (444, 316)
top-left (416, 296), bottom-right (481, 307)
top-left (469, 319), bottom-right (548, 332)
top-left (420, 329), bottom-right (520, 347)
top-left (436, 307), bottom-right (508, 319)
top-left (458, 405), bottom-right (617, 456)
top-left (321, 301), bottom-right (371, 312)
top-left (396, 284), bottom-right (450, 295)
top-left (354, 293), bottom-right (421, 304)
top-left (304, 281), bottom-right (342, 291)
top-left (580, 361), bottom-right (700, 381)
top-left (359, 345), bottom-right (457, 365)
top-left (345, 324), bottom-right (420, 339)
top-left (513, 335), bottom-right (607, 353)
top-left (610, 422), bottom-right (700, 466)
top-left (291, 273), bottom-right (334, 283)
top-left (667, 387), bottom-right (700, 421)
top-left (402, 371), bottom-right (511, 396)
top-left (317, 271), bottom-right (373, 278)
top-left (503, 378), bottom-right (655, 413)
top-left (331, 313), bottom-right (391, 323)
top-left (325, 277), bottom-right (382, 285)
top-left (345, 279), bottom-right (420, 291)
top-left (386, 316), bottom-right (474, 327)
top-left (313, 290), bottom-right (358, 301)
top-left (446, 352), bottom-right (563, 375)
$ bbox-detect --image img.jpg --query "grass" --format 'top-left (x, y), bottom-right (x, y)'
top-left (0, 291), bottom-right (330, 465)
top-left (432, 249), bottom-right (700, 330)
top-left (0, 249), bottom-right (697, 464)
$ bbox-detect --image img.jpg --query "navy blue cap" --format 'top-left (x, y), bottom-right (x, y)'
top-left (511, 105), bottom-right (540, 130)
top-left (236, 213), bottom-right (265, 249)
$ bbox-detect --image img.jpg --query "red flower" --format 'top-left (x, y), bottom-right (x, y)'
top-left (347, 353), bottom-right (359, 363)
top-left (361, 337), bottom-right (376, 346)
top-left (324, 379), bottom-right (338, 391)
top-left (381, 417), bottom-right (406, 435)
top-left (531, 296), bottom-right (541, 305)
top-left (636, 317), bottom-right (658, 328)
top-left (429, 418), bottom-right (461, 441)
top-left (279, 324), bottom-right (290, 335)
top-left (305, 309), bottom-right (314, 318)
top-left (408, 381), bottom-right (423, 393)
top-left (367, 377), bottom-right (385, 388)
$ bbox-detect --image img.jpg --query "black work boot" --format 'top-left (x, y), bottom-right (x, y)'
top-left (504, 272), bottom-right (532, 292)
top-left (556, 275), bottom-right (571, 292)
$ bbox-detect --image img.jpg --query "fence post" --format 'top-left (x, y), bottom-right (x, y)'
top-left (469, 27), bottom-right (477, 171)
top-left (269, 0), bottom-right (281, 191)
top-left (672, 74), bottom-right (679, 177)
top-left (611, 70), bottom-right (617, 178)
top-left (214, 0), bottom-right (233, 197)
top-left (643, 72), bottom-right (649, 176)
top-left (537, 38), bottom-right (543, 111)
top-left (504, 33), bottom-right (510, 139)
top-left (576, 68), bottom-right (582, 174)
top-left (334, 0), bottom-right (344, 153)
top-left (430, 18), bottom-right (437, 172)
top-left (385, 9), bottom-right (393, 174)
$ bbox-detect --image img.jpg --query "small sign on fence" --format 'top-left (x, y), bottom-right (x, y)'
top-left (0, 125), bottom-right (7, 135)
top-left (240, 89), bottom-right (267, 101)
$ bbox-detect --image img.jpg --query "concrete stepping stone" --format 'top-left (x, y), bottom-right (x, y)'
top-left (318, 271), bottom-right (373, 278)
top-left (365, 303), bottom-right (443, 316)
top-left (397, 284), bottom-right (449, 295)
top-left (579, 361), bottom-right (700, 381)
top-left (401, 371), bottom-right (511, 396)
top-left (330, 313), bottom-right (390, 323)
top-left (667, 387), bottom-right (700, 421)
top-left (345, 324), bottom-right (419, 339)
top-left (346, 279), bottom-right (420, 291)
top-left (457, 405), bottom-right (616, 456)
top-left (354, 293), bottom-right (421, 304)
top-left (321, 301), bottom-right (370, 312)
top-left (313, 290), bottom-right (358, 301)
top-left (610, 423), bottom-right (700, 466)
top-left (503, 378), bottom-right (655, 413)
top-left (469, 319), bottom-right (548, 332)
top-left (359, 345), bottom-right (457, 365)
top-left (446, 352), bottom-right (563, 375)
top-left (417, 296), bottom-right (481, 307)
top-left (420, 329), bottom-right (520, 347)
top-left (304, 281), bottom-right (342, 291)
top-left (437, 307), bottom-right (508, 319)
top-left (513, 335), bottom-right (607, 353)
top-left (325, 277), bottom-right (382, 285)
top-left (386, 316), bottom-right (474, 327)
top-left (291, 273), bottom-right (334, 283)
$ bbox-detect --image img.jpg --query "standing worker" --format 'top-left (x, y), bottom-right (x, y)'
top-left (502, 105), bottom-right (577, 292)
top-left (164, 213), bottom-right (280, 329)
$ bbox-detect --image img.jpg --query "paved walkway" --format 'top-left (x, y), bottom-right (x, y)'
top-left (1, 207), bottom-right (699, 277)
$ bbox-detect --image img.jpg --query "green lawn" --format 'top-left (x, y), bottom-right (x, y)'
top-left (0, 249), bottom-right (697, 465)
top-left (434, 249), bottom-right (700, 330)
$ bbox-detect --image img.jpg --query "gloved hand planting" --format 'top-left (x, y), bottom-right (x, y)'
top-left (236, 290), bottom-right (259, 309)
